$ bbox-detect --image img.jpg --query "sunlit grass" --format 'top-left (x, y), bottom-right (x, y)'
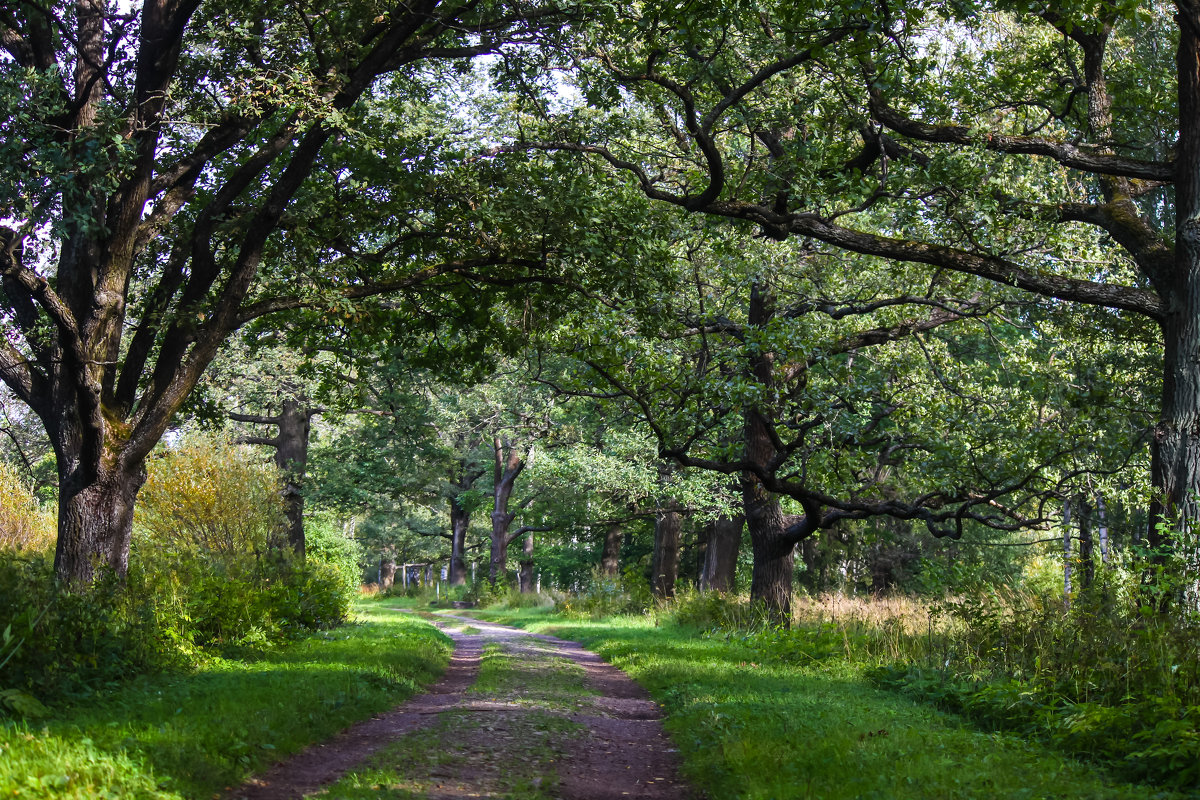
top-left (473, 609), bottom-right (1185, 800)
top-left (0, 602), bottom-right (450, 799)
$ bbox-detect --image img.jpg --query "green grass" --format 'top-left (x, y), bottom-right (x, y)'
top-left (466, 608), bottom-right (1188, 800)
top-left (0, 601), bottom-right (451, 800)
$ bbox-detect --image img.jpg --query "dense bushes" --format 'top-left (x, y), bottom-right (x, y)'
top-left (0, 434), bottom-right (362, 711)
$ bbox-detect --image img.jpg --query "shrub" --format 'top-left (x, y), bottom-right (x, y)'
top-left (0, 553), bottom-right (185, 709)
top-left (0, 462), bottom-right (54, 553)
top-left (136, 431), bottom-right (285, 557)
top-left (305, 514), bottom-right (364, 597)
top-left (132, 434), bottom-right (355, 649)
top-left (555, 568), bottom-right (652, 619)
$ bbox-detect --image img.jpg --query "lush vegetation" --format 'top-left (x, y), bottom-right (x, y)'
top-left (468, 602), bottom-right (1187, 800)
top-left (2, 0), bottom-right (1200, 797)
top-left (0, 602), bottom-right (450, 800)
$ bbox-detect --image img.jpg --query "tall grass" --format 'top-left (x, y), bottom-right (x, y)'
top-left (662, 579), bottom-right (1200, 790)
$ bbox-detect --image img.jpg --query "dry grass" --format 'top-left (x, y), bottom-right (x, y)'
top-left (0, 461), bottom-right (55, 552)
top-left (791, 592), bottom-right (952, 664)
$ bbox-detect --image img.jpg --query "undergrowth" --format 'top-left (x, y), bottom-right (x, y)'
top-left (661, 578), bottom-right (1200, 792)
top-left (470, 607), bottom-right (1178, 800)
top-left (0, 602), bottom-right (451, 799)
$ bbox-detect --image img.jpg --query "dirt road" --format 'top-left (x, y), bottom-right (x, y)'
top-left (231, 610), bottom-right (693, 799)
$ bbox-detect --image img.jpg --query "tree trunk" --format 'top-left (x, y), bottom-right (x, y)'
top-left (449, 501), bottom-right (470, 586)
top-left (1096, 492), bottom-right (1110, 563)
top-left (740, 281), bottom-right (801, 622)
top-left (1078, 495), bottom-right (1096, 591)
top-left (700, 515), bottom-right (742, 592)
top-left (600, 524), bottom-right (623, 577)
top-left (651, 511), bottom-right (681, 599)
top-left (379, 556), bottom-right (396, 591)
top-left (519, 532), bottom-right (535, 593)
top-left (1063, 499), bottom-right (1073, 609)
top-left (488, 437), bottom-right (528, 585)
top-left (54, 460), bottom-right (146, 586)
top-left (273, 399), bottom-right (312, 559)
top-left (1152, 5), bottom-right (1200, 558)
top-left (743, 477), bottom-right (794, 621)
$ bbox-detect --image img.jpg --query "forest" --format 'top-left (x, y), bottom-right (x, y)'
top-left (1, 0), bottom-right (1198, 798)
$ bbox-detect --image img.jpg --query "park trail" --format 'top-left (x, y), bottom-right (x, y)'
top-left (229, 610), bottom-right (694, 800)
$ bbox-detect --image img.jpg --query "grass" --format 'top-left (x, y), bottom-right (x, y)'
top-left (0, 601), bottom-right (451, 799)
top-left (465, 606), bottom-right (1189, 800)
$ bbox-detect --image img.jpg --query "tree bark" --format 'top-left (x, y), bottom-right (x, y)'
top-left (488, 437), bottom-right (530, 585)
top-left (273, 399), bottom-right (311, 558)
top-left (600, 523), bottom-right (623, 577)
top-left (1078, 495), bottom-right (1096, 590)
top-left (700, 515), bottom-right (742, 592)
top-left (1063, 499), bottom-right (1073, 609)
top-left (743, 474), bottom-right (794, 620)
top-left (231, 399), bottom-right (316, 559)
top-left (651, 510), bottom-right (681, 599)
top-left (519, 531), bottom-right (535, 593)
top-left (379, 556), bottom-right (396, 592)
top-left (741, 281), bottom-right (806, 622)
top-left (449, 500), bottom-right (470, 586)
top-left (1151, 5), bottom-right (1200, 558)
top-left (54, 454), bottom-right (146, 586)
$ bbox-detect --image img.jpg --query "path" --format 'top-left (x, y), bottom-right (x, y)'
top-left (231, 610), bottom-right (693, 800)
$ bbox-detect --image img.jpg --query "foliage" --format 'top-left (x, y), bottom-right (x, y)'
top-left (0, 554), bottom-right (186, 707)
top-left (137, 432), bottom-right (286, 557)
top-left (0, 603), bottom-right (450, 800)
top-left (131, 433), bottom-right (356, 649)
top-left (555, 568), bottom-right (654, 619)
top-left (0, 461), bottom-right (54, 553)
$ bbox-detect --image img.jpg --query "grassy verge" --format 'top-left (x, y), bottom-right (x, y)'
top-left (465, 608), bottom-right (1187, 800)
top-left (0, 601), bottom-right (451, 800)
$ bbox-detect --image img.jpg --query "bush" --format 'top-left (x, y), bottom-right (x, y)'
top-left (0, 462), bottom-right (54, 553)
top-left (305, 514), bottom-right (364, 598)
top-left (131, 433), bottom-right (360, 648)
top-left (0, 553), bottom-right (185, 710)
top-left (136, 432), bottom-right (284, 556)
top-left (670, 589), bottom-right (778, 632)
top-left (555, 568), bottom-right (652, 619)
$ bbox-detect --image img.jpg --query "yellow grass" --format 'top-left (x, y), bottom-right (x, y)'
top-left (0, 461), bottom-right (55, 552)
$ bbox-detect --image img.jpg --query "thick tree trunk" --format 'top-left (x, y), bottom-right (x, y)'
top-left (519, 532), bottom-right (535, 593)
top-left (488, 438), bottom-right (529, 585)
top-left (379, 556), bottom-right (396, 591)
top-left (700, 515), bottom-right (742, 592)
top-left (651, 511), bottom-right (681, 599)
top-left (489, 528), bottom-right (509, 586)
top-left (1151, 6), bottom-right (1200, 557)
top-left (600, 523), bottom-right (623, 577)
top-left (743, 477), bottom-right (794, 621)
top-left (54, 462), bottom-right (146, 586)
top-left (740, 281), bottom-right (800, 622)
top-left (231, 399), bottom-right (315, 559)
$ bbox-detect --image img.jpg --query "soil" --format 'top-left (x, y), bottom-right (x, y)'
top-left (228, 611), bottom-right (695, 800)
